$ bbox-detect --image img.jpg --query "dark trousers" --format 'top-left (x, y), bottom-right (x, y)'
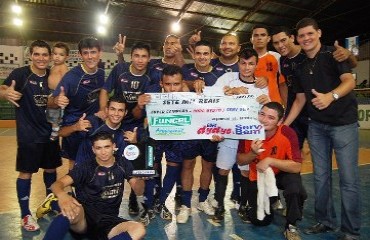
top-left (248, 172), bottom-right (307, 226)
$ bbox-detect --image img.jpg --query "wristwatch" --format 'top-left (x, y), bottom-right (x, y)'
top-left (331, 91), bottom-right (339, 101)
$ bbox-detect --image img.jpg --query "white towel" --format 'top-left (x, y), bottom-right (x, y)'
top-left (257, 167), bottom-right (278, 220)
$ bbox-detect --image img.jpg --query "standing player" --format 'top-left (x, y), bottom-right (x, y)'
top-left (46, 42), bottom-right (70, 141)
top-left (43, 132), bottom-right (146, 240)
top-left (52, 37), bottom-right (105, 169)
top-left (0, 40), bottom-right (62, 231)
top-left (251, 25), bottom-right (287, 106)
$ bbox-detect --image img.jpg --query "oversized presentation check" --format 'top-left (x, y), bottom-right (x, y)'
top-left (146, 92), bottom-right (265, 140)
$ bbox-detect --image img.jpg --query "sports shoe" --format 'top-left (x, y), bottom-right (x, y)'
top-left (284, 224), bottom-right (301, 240)
top-left (177, 205), bottom-right (191, 223)
top-left (153, 197), bottom-right (161, 213)
top-left (197, 200), bottom-right (215, 215)
top-left (230, 195), bottom-right (241, 209)
top-left (159, 203), bottom-right (172, 220)
top-left (210, 198), bottom-right (218, 208)
top-left (129, 200), bottom-right (139, 216)
top-left (238, 205), bottom-right (251, 223)
top-left (212, 207), bottom-right (225, 223)
top-left (304, 222), bottom-right (336, 235)
top-left (139, 209), bottom-right (154, 226)
top-left (21, 215), bottom-right (40, 232)
top-left (36, 193), bottom-right (58, 219)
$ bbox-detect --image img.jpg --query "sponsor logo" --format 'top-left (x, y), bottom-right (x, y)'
top-left (150, 115), bottom-right (191, 126)
top-left (123, 144), bottom-right (140, 160)
top-left (82, 80), bottom-right (90, 84)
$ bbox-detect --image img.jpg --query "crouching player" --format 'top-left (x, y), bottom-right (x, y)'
top-left (43, 132), bottom-right (146, 240)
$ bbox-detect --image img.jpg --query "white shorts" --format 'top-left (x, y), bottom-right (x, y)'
top-left (216, 139), bottom-right (249, 171)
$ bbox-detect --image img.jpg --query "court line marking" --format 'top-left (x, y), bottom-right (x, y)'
top-left (229, 234), bottom-right (244, 240)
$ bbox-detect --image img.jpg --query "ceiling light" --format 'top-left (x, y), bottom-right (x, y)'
top-left (171, 21), bottom-right (181, 33)
top-left (13, 17), bottom-right (23, 26)
top-left (99, 13), bottom-right (109, 25)
top-left (97, 25), bottom-right (107, 35)
top-left (11, 4), bottom-right (22, 14)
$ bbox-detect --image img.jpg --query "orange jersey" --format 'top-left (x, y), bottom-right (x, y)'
top-left (255, 51), bottom-right (286, 103)
top-left (237, 125), bottom-right (302, 181)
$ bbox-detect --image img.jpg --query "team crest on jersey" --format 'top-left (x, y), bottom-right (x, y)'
top-left (33, 94), bottom-right (48, 107)
top-left (266, 62), bottom-right (273, 72)
top-left (190, 72), bottom-right (199, 78)
top-left (270, 146), bottom-right (277, 155)
top-left (131, 81), bottom-right (140, 90)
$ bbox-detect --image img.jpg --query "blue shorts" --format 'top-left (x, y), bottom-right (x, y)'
top-left (16, 141), bottom-right (62, 173)
top-left (182, 140), bottom-right (218, 162)
top-left (61, 134), bottom-right (84, 161)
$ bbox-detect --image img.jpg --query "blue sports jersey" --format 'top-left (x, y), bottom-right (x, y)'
top-left (74, 116), bottom-right (131, 165)
top-left (182, 63), bottom-right (223, 87)
top-left (69, 155), bottom-right (134, 216)
top-left (148, 58), bottom-right (168, 86)
top-left (103, 62), bottom-right (151, 126)
top-left (4, 66), bottom-right (51, 143)
top-left (53, 64), bottom-right (105, 126)
top-left (211, 58), bottom-right (239, 76)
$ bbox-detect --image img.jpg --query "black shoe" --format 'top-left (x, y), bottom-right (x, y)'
top-left (238, 205), bottom-right (251, 223)
top-left (304, 223), bottom-right (335, 235)
top-left (212, 207), bottom-right (225, 223)
top-left (129, 200), bottom-right (139, 216)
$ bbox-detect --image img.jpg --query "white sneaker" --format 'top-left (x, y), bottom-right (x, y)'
top-left (21, 215), bottom-right (40, 232)
top-left (177, 205), bottom-right (191, 223)
top-left (210, 198), bottom-right (218, 208)
top-left (197, 200), bottom-right (215, 215)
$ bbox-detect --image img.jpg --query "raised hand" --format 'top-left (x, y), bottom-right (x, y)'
top-left (113, 34), bottom-right (126, 55)
top-left (188, 31), bottom-right (202, 45)
top-left (54, 86), bottom-right (69, 108)
top-left (5, 80), bottom-right (22, 107)
top-left (75, 113), bottom-right (91, 132)
top-left (333, 40), bottom-right (351, 62)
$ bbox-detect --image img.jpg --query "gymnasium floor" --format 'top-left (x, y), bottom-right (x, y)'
top-left (0, 128), bottom-right (369, 240)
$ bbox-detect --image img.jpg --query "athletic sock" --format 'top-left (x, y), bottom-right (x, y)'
top-left (215, 174), bottom-right (228, 207)
top-left (110, 232), bottom-right (133, 240)
top-left (43, 215), bottom-right (70, 240)
top-left (181, 190), bottom-right (192, 208)
top-left (16, 178), bottom-right (31, 218)
top-left (144, 178), bottom-right (156, 209)
top-left (231, 164), bottom-right (241, 200)
top-left (43, 171), bottom-right (57, 195)
top-left (198, 188), bottom-right (210, 203)
top-left (240, 175), bottom-right (249, 207)
top-left (129, 189), bottom-right (137, 203)
top-left (159, 165), bottom-right (181, 204)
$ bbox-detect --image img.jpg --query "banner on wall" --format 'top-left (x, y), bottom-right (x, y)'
top-left (146, 92), bottom-right (265, 140)
top-left (358, 104), bottom-right (370, 129)
top-left (345, 36), bottom-right (359, 56)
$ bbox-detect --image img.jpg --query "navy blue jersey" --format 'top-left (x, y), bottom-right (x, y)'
top-left (53, 64), bottom-right (105, 126)
top-left (74, 116), bottom-right (131, 165)
top-left (4, 66), bottom-right (51, 143)
top-left (148, 58), bottom-right (168, 86)
top-left (211, 58), bottom-right (239, 76)
top-left (280, 50), bottom-right (308, 115)
top-left (182, 63), bottom-right (223, 87)
top-left (69, 156), bottom-right (134, 216)
top-left (103, 62), bottom-right (151, 126)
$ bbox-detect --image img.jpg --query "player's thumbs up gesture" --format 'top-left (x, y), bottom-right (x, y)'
top-left (4, 80), bottom-right (22, 107)
top-left (75, 113), bottom-right (91, 132)
top-left (332, 40), bottom-right (351, 62)
top-left (311, 89), bottom-right (333, 110)
top-left (54, 86), bottom-right (69, 108)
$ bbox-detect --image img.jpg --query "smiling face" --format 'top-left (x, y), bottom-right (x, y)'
top-left (106, 101), bottom-right (126, 126)
top-left (296, 25), bottom-right (321, 56)
top-left (194, 45), bottom-right (212, 69)
top-left (80, 47), bottom-right (101, 72)
top-left (30, 47), bottom-right (50, 71)
top-left (258, 106), bottom-right (282, 134)
top-left (272, 32), bottom-right (295, 57)
top-left (219, 35), bottom-right (240, 59)
top-left (131, 48), bottom-right (150, 73)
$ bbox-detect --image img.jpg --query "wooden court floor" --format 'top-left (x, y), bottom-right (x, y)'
top-left (0, 128), bottom-right (370, 240)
